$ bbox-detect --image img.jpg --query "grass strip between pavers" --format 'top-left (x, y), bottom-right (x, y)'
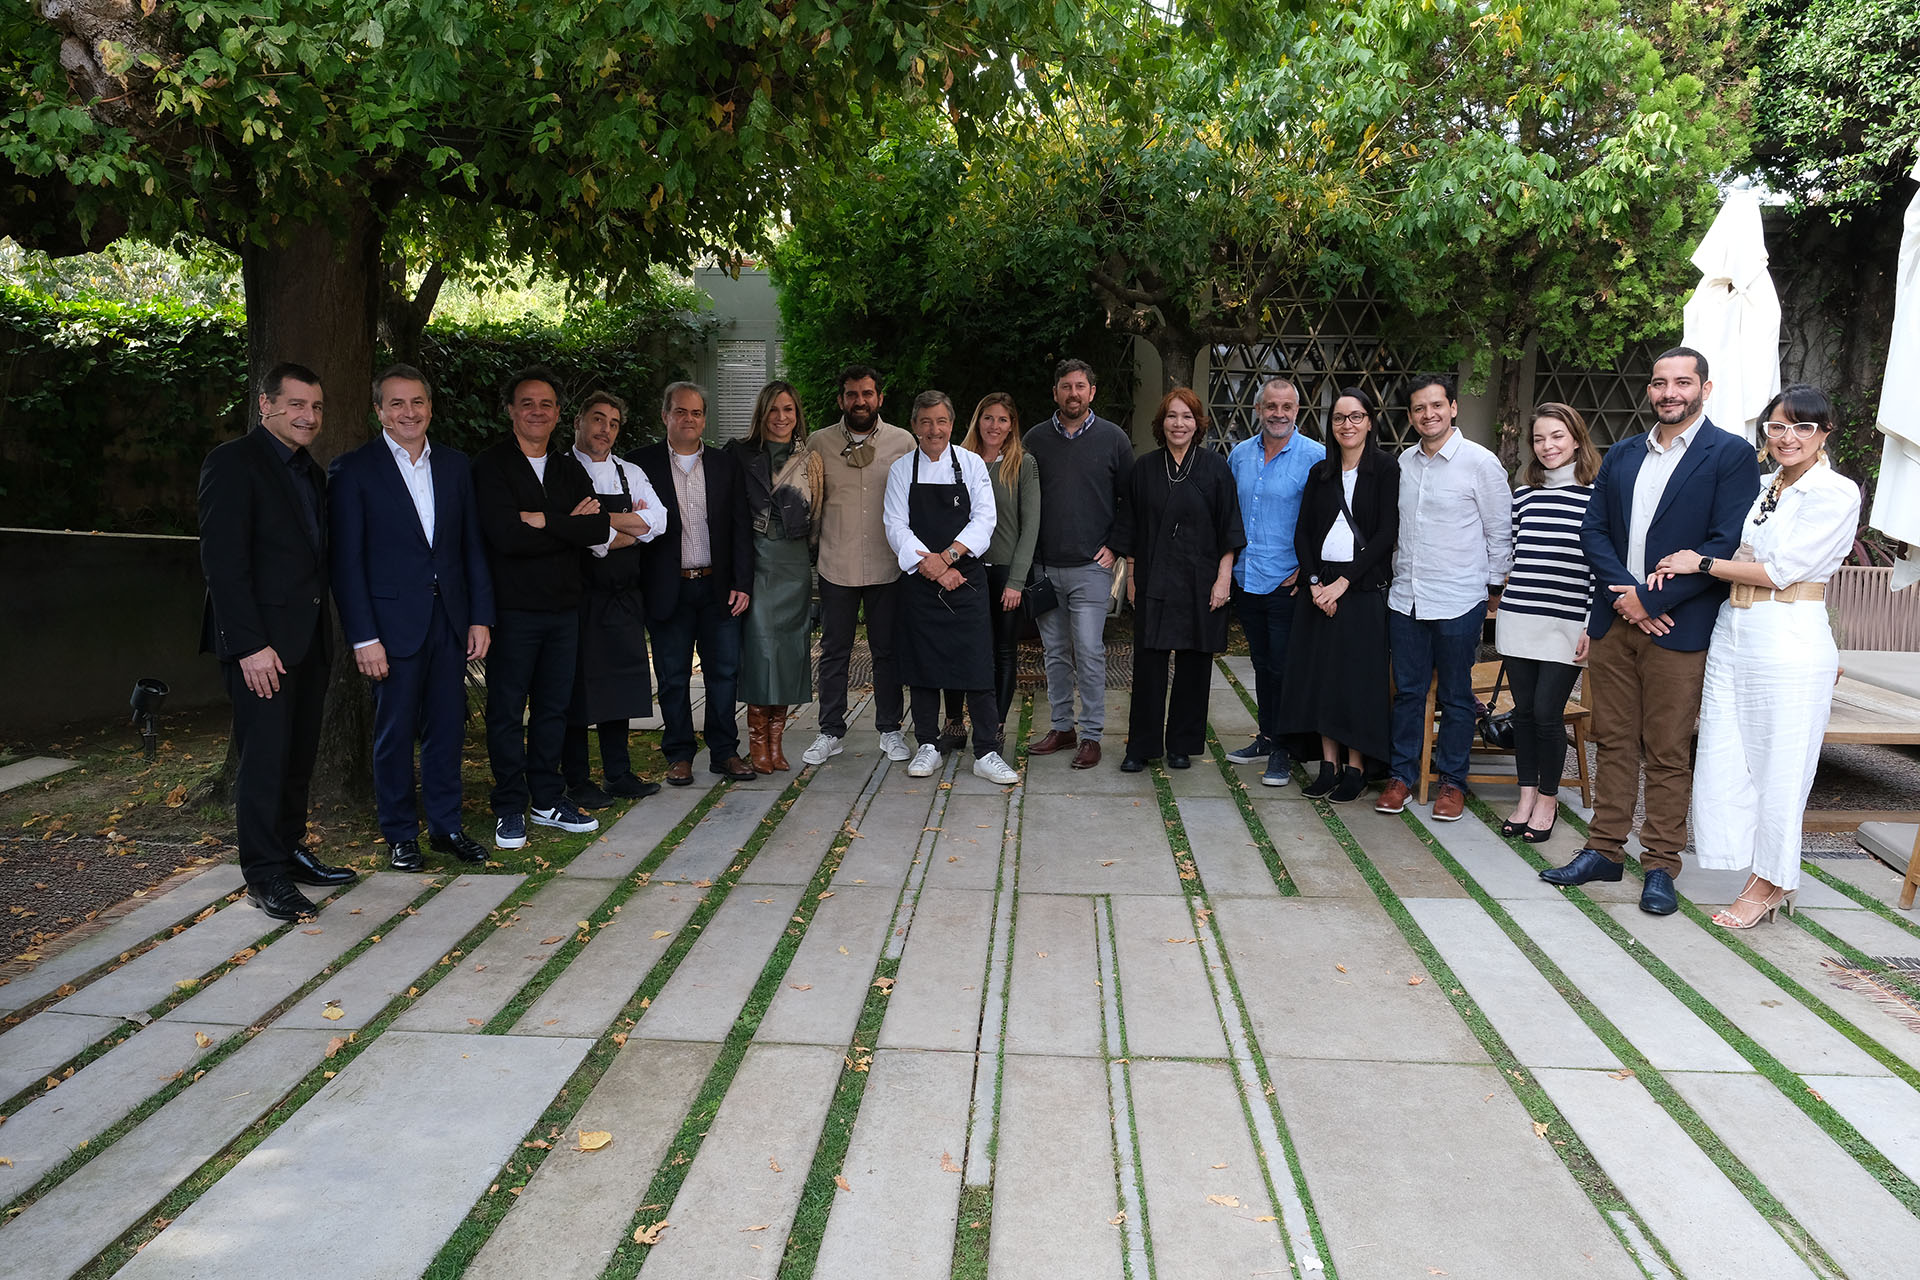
top-left (1097, 895), bottom-right (1154, 1280)
top-left (950, 1185), bottom-right (994, 1280)
top-left (1799, 858), bottom-right (1920, 943)
top-left (1202, 727), bottom-right (1300, 895)
top-left (1466, 794), bottom-right (1920, 1225)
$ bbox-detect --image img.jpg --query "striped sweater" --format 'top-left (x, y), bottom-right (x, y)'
top-left (1496, 467), bottom-right (1594, 664)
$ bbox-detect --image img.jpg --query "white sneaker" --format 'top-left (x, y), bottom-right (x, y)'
top-left (906, 743), bottom-right (942, 777)
top-left (972, 752), bottom-right (1019, 785)
top-left (801, 733), bottom-right (843, 766)
top-left (878, 730), bottom-right (912, 762)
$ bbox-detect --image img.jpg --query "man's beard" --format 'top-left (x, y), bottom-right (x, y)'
top-left (1653, 390), bottom-right (1704, 425)
top-left (844, 405), bottom-right (877, 432)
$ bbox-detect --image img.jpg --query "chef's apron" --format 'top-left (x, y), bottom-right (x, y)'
top-left (570, 462), bottom-right (653, 724)
top-left (896, 449), bottom-right (993, 691)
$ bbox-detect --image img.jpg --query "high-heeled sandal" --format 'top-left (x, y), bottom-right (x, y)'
top-left (1711, 886), bottom-right (1797, 930)
top-left (1521, 813), bottom-right (1558, 843)
top-left (1499, 815), bottom-right (1529, 837)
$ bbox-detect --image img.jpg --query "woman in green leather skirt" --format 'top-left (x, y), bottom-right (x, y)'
top-left (733, 381), bottom-right (824, 771)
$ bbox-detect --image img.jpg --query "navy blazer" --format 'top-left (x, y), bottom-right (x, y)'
top-left (198, 427), bottom-right (330, 664)
top-left (1580, 418), bottom-right (1761, 651)
top-left (630, 442), bottom-right (754, 622)
top-left (328, 436), bottom-right (496, 659)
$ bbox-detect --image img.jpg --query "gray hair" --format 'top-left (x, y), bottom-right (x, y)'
top-left (910, 389), bottom-right (954, 421)
top-left (373, 363), bottom-right (432, 404)
top-left (660, 380), bottom-right (708, 415)
top-left (1256, 377), bottom-right (1299, 403)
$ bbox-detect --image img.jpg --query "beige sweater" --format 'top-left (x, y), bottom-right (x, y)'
top-left (807, 418), bottom-right (916, 587)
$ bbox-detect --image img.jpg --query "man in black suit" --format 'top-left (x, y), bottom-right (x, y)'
top-left (198, 361), bottom-right (355, 921)
top-left (329, 364), bottom-right (496, 871)
top-left (633, 381), bottom-right (756, 784)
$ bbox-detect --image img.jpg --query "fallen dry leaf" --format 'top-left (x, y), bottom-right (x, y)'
top-left (789, 983), bottom-right (813, 991)
top-left (1109, 1211), bottom-right (1126, 1225)
top-left (301, 928), bottom-right (323, 936)
top-left (740, 1224), bottom-right (770, 1232)
top-left (817, 891), bottom-right (834, 900)
top-left (193, 1031), bottom-right (212, 1048)
top-left (1532, 1121), bottom-right (1550, 1138)
top-left (1100, 859), bottom-right (1116, 866)
top-left (941, 1151), bottom-right (962, 1173)
top-left (0, 1157), bottom-right (11, 1167)
top-left (1407, 975), bottom-right (1426, 986)
top-left (1211, 1162), bottom-right (1227, 1169)
top-left (325, 1036), bottom-right (346, 1059)
top-left (321, 1006), bottom-right (344, 1022)
top-left (769, 1157), bottom-right (782, 1172)
top-left (1335, 964), bottom-right (1347, 974)
top-left (633, 1220), bottom-right (669, 1245)
top-left (1206, 1194), bottom-right (1240, 1208)
top-left (871, 976), bottom-right (895, 992)
top-left (539, 935), bottom-right (565, 946)
top-left (576, 1130), bottom-right (613, 1152)
top-left (834, 1175), bottom-right (852, 1192)
top-left (652, 930), bottom-right (672, 939)
top-left (1608, 1069), bottom-right (1636, 1081)
top-left (1256, 1215), bottom-right (1277, 1223)
top-left (164, 784), bottom-right (188, 808)
top-left (611, 1032), bottom-right (628, 1047)
top-left (467, 1018), bottom-right (484, 1027)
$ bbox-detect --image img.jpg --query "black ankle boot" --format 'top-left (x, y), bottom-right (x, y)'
top-left (1328, 766), bottom-right (1366, 803)
top-left (1302, 761), bottom-right (1338, 798)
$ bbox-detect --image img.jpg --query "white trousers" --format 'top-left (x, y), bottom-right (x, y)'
top-left (1691, 599), bottom-right (1837, 890)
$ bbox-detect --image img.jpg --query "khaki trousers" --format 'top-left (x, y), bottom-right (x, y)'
top-left (1586, 623), bottom-right (1708, 876)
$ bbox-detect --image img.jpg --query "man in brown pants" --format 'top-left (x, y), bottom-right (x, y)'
top-left (1540, 348), bottom-right (1761, 914)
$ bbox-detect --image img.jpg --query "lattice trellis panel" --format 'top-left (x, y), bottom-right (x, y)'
top-left (1204, 297), bottom-right (1449, 454)
top-left (1529, 340), bottom-right (1666, 451)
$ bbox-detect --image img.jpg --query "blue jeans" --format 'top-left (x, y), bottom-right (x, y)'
top-left (648, 575), bottom-right (744, 767)
top-left (1389, 603), bottom-right (1485, 789)
top-left (1035, 561), bottom-right (1113, 741)
top-left (1233, 582), bottom-right (1296, 746)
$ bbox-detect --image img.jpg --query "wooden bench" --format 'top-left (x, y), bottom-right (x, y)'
top-left (1417, 659), bottom-right (1594, 808)
top-left (1857, 821), bottom-right (1920, 911)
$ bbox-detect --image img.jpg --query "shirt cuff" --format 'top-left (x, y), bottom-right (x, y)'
top-left (352, 639), bottom-right (380, 650)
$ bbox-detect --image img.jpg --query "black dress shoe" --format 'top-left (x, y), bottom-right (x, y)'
top-left (1120, 755), bottom-right (1147, 773)
top-left (248, 878), bottom-right (318, 922)
top-left (1539, 848), bottom-right (1625, 886)
top-left (287, 848), bottom-right (356, 886)
top-left (566, 782), bottom-right (614, 811)
top-left (1166, 754), bottom-right (1191, 770)
top-left (429, 830), bottom-right (489, 864)
top-left (388, 838), bottom-right (426, 872)
top-left (603, 773), bottom-right (662, 800)
top-left (1639, 869), bottom-right (1679, 915)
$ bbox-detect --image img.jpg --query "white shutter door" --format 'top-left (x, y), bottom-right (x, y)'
top-left (714, 340), bottom-right (766, 441)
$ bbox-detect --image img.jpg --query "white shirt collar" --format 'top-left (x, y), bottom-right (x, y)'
top-left (571, 445), bottom-right (615, 470)
top-left (384, 431), bottom-right (430, 467)
top-left (1648, 417), bottom-right (1704, 455)
top-left (1415, 429), bottom-right (1462, 462)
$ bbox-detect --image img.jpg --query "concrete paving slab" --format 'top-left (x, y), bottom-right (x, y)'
top-left (1251, 805), bottom-right (1372, 897)
top-left (571, 779), bottom-right (711, 869)
top-left (989, 1053), bottom-right (1124, 1280)
top-left (1163, 761), bottom-right (1230, 796)
top-left (1608, 903), bottom-right (1889, 1077)
top-left (1004, 894), bottom-right (1104, 1058)
top-left (0, 1020), bottom-right (225, 1201)
top-left (275, 874), bottom-right (522, 1031)
top-left (639, 1043), bottom-right (844, 1280)
top-left (880, 888), bottom-right (994, 1051)
top-left (1215, 897), bottom-right (1488, 1063)
top-left (1662, 865), bottom-right (1855, 911)
top-left (113, 1029), bottom-right (591, 1280)
top-left (804, 747), bottom-right (895, 791)
top-left (464, 1038), bottom-right (720, 1280)
top-left (1337, 805), bottom-right (1467, 898)
top-left (636, 883), bottom-right (804, 1042)
top-left (393, 877), bottom-right (617, 1033)
top-left (1273, 1058), bottom-right (1642, 1280)
top-left (157, 872), bottom-right (425, 1029)
top-left (835, 790), bottom-right (939, 890)
top-left (738, 784), bottom-right (859, 884)
top-left (1537, 1066), bottom-right (1818, 1280)
top-left (1411, 805), bottom-right (1567, 900)
top-left (1732, 914), bottom-right (1920, 1073)
top-left (815, 1048), bottom-right (973, 1278)
top-left (1670, 1069), bottom-right (1920, 1280)
top-left (1130, 1059), bottom-right (1288, 1279)
top-left (0, 1028), bottom-right (334, 1280)
top-left (650, 786), bottom-right (783, 884)
top-left (0, 867), bottom-right (244, 1016)
top-left (1504, 899), bottom-right (1751, 1072)
top-left (1018, 795), bottom-right (1181, 895)
top-left (0, 755), bottom-right (78, 792)
top-left (1802, 905), bottom-right (1920, 962)
top-left (1177, 796), bottom-right (1279, 897)
top-left (1804, 1073), bottom-right (1920, 1188)
top-left (0, 1009), bottom-right (125, 1103)
top-left (922, 793), bottom-right (1006, 891)
top-left (1111, 896), bottom-right (1227, 1058)
top-left (53, 885), bottom-right (336, 1020)
top-left (756, 886), bottom-right (898, 1046)
top-left (1404, 898), bottom-right (1619, 1069)
top-left (1020, 750), bottom-right (1159, 796)
top-left (1804, 854), bottom-right (1916, 908)
top-left (510, 883), bottom-right (703, 1037)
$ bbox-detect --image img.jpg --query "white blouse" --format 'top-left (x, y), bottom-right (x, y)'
top-left (1319, 466), bottom-right (1360, 562)
top-left (882, 442), bottom-right (999, 573)
top-left (1742, 460), bottom-right (1860, 588)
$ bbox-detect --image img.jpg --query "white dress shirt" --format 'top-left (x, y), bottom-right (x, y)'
top-left (385, 431), bottom-right (435, 546)
top-left (571, 447), bottom-right (669, 556)
top-left (1388, 430), bottom-right (1515, 619)
top-left (1744, 460), bottom-right (1860, 589)
top-left (1627, 417), bottom-right (1705, 580)
top-left (883, 443), bottom-right (998, 572)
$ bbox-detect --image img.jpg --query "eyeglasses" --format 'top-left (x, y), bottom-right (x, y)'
top-left (1762, 421), bottom-right (1821, 439)
top-left (1331, 412), bottom-right (1371, 426)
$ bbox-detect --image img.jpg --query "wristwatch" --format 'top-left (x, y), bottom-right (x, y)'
top-left (1308, 574), bottom-right (1321, 586)
top-left (1698, 556), bottom-right (1715, 574)
top-left (943, 546), bottom-right (962, 565)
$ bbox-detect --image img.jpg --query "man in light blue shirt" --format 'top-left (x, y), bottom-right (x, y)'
top-left (1226, 378), bottom-right (1325, 786)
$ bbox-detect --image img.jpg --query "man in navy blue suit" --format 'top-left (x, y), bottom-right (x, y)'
top-left (1541, 347), bottom-right (1761, 914)
top-left (330, 364), bottom-right (497, 870)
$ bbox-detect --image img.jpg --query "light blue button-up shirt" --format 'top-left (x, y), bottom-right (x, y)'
top-left (1228, 430), bottom-right (1326, 593)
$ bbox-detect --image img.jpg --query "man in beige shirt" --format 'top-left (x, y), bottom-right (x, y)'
top-left (800, 363), bottom-right (916, 765)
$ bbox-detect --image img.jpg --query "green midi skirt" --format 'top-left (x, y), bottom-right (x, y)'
top-left (740, 532), bottom-right (814, 705)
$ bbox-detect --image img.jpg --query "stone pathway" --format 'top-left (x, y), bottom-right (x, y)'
top-left (4, 666), bottom-right (1920, 1278)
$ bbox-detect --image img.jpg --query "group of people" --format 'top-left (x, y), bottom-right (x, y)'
top-left (199, 349), bottom-right (1858, 934)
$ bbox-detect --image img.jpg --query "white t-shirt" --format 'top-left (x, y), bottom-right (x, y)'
top-left (1320, 466), bottom-right (1360, 562)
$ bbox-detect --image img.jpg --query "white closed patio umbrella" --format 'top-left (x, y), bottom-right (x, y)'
top-left (1681, 184), bottom-right (1781, 441)
top-left (1871, 159), bottom-right (1920, 592)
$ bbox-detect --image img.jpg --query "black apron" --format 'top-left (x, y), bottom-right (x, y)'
top-left (570, 461), bottom-right (653, 724)
top-left (896, 450), bottom-right (993, 690)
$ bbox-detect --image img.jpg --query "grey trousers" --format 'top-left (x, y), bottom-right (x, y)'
top-left (1034, 560), bottom-right (1112, 740)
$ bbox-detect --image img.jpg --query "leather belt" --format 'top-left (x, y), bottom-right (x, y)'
top-left (681, 566), bottom-right (713, 579)
top-left (1729, 580), bottom-right (1825, 609)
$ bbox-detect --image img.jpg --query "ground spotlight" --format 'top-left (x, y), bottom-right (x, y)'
top-left (130, 677), bottom-right (169, 761)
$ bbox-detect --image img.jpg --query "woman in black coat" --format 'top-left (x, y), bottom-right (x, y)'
top-left (1280, 387), bottom-right (1399, 802)
top-left (1113, 387), bottom-right (1246, 771)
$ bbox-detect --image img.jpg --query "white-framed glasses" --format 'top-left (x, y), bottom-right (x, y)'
top-left (1762, 421), bottom-right (1821, 439)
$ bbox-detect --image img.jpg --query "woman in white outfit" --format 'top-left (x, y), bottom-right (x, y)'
top-left (1648, 384), bottom-right (1861, 928)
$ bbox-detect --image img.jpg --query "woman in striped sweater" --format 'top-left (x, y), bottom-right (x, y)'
top-left (1494, 403), bottom-right (1602, 841)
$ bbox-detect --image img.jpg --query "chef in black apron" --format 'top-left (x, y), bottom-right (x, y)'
top-left (883, 391), bottom-right (1021, 784)
top-left (564, 392), bottom-right (669, 806)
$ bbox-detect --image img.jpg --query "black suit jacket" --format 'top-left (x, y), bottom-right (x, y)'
top-left (1293, 445), bottom-right (1400, 592)
top-left (198, 427), bottom-right (331, 664)
top-left (631, 442), bottom-right (754, 621)
top-left (470, 437), bottom-right (611, 613)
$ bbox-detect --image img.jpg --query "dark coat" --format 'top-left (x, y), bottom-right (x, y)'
top-left (1113, 446), bottom-right (1246, 653)
top-left (327, 437), bottom-right (495, 658)
top-left (630, 442), bottom-right (755, 622)
top-left (1294, 446), bottom-right (1400, 592)
top-left (198, 427), bottom-right (331, 664)
top-left (469, 437), bottom-right (611, 613)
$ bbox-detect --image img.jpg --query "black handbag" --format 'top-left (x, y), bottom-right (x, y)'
top-left (1477, 663), bottom-right (1515, 750)
top-left (1022, 571), bottom-right (1060, 618)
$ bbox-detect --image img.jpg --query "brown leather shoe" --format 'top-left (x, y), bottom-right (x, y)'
top-left (713, 755), bottom-right (756, 782)
top-left (665, 760), bottom-right (694, 786)
top-left (1070, 740), bottom-right (1102, 770)
top-left (1375, 778), bottom-right (1412, 813)
top-left (1431, 784), bottom-right (1467, 822)
top-left (1029, 729), bottom-right (1077, 755)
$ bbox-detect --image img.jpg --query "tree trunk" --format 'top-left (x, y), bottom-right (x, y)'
top-left (1155, 335), bottom-right (1197, 396)
top-left (379, 257), bottom-right (446, 369)
top-left (241, 206), bottom-right (385, 807)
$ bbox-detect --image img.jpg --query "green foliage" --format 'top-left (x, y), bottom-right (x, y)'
top-left (0, 238), bottom-right (243, 312)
